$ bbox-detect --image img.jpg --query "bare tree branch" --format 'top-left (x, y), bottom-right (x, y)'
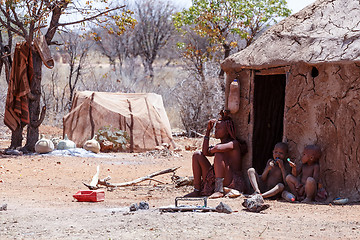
top-left (10, 5), bottom-right (29, 39)
top-left (57, 5), bottom-right (125, 28)
top-left (0, 7), bottom-right (25, 37)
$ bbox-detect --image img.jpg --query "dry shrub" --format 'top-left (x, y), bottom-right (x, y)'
top-left (175, 74), bottom-right (224, 136)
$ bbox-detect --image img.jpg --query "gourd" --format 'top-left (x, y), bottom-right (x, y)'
top-left (83, 136), bottom-right (101, 153)
top-left (57, 134), bottom-right (76, 150)
top-left (35, 135), bottom-right (54, 153)
top-left (228, 79), bottom-right (240, 113)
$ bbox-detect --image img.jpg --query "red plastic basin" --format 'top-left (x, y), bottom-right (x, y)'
top-left (73, 190), bottom-right (105, 202)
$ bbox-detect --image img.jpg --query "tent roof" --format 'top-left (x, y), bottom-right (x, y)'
top-left (221, 0), bottom-right (360, 71)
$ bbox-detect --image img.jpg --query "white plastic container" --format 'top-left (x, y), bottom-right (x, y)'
top-left (228, 79), bottom-right (240, 113)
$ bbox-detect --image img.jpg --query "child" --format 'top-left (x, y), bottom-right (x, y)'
top-left (184, 110), bottom-right (247, 198)
top-left (286, 145), bottom-right (321, 203)
top-left (247, 142), bottom-right (289, 198)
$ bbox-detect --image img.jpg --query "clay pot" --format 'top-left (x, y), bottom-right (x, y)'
top-left (83, 136), bottom-right (101, 153)
top-left (57, 134), bottom-right (76, 150)
top-left (35, 135), bottom-right (54, 154)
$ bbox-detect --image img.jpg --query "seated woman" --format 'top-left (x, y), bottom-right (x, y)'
top-left (185, 110), bottom-right (247, 198)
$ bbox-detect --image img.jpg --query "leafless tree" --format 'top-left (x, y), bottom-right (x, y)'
top-left (134, 0), bottom-right (175, 79)
top-left (174, 29), bottom-right (224, 135)
top-left (41, 69), bottom-right (67, 126)
top-left (0, 31), bottom-right (12, 84)
top-left (0, 0), bottom-right (131, 152)
top-left (93, 26), bottom-right (138, 74)
top-left (59, 31), bottom-right (93, 109)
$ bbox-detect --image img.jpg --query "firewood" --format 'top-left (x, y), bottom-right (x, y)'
top-left (83, 166), bottom-right (180, 190)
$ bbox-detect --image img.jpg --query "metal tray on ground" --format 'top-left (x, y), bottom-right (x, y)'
top-left (158, 197), bottom-right (216, 212)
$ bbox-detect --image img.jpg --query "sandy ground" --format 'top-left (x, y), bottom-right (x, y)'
top-left (0, 127), bottom-right (360, 239)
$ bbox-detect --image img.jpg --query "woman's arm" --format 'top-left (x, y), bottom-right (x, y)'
top-left (202, 119), bottom-right (216, 156)
top-left (208, 141), bottom-right (235, 154)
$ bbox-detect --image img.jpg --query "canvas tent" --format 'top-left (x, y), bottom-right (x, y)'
top-left (63, 91), bottom-right (175, 152)
top-left (221, 0), bottom-right (360, 201)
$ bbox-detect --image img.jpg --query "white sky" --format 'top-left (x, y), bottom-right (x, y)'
top-left (172, 0), bottom-right (317, 14)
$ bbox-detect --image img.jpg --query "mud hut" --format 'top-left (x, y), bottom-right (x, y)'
top-left (221, 0), bottom-right (360, 201)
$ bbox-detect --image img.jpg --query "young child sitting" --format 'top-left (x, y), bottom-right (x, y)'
top-left (247, 142), bottom-right (289, 199)
top-left (286, 144), bottom-right (321, 203)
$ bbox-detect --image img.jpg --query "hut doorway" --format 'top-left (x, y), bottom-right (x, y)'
top-left (252, 74), bottom-right (286, 173)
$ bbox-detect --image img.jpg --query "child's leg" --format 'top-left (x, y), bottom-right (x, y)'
top-left (302, 177), bottom-right (317, 203)
top-left (261, 183), bottom-right (284, 198)
top-left (286, 174), bottom-right (301, 198)
top-left (247, 168), bottom-right (261, 194)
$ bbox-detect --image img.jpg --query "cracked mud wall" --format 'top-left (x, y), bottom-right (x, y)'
top-left (225, 62), bottom-right (360, 200)
top-left (285, 62), bottom-right (360, 201)
top-left (225, 70), bottom-right (254, 186)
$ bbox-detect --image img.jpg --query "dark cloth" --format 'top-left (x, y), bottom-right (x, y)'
top-left (4, 42), bottom-right (33, 131)
top-left (201, 165), bottom-right (247, 196)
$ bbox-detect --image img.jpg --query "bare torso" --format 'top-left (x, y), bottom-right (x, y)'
top-left (224, 140), bottom-right (242, 173)
top-left (265, 159), bottom-right (284, 189)
top-left (300, 163), bottom-right (318, 184)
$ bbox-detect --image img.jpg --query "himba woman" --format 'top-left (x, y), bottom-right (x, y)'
top-left (185, 110), bottom-right (247, 198)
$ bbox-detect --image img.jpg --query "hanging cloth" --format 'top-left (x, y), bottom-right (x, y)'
top-left (4, 42), bottom-right (33, 131)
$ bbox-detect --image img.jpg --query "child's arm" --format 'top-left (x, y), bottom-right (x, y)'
top-left (296, 163), bottom-right (302, 177)
top-left (260, 159), bottom-right (273, 182)
top-left (313, 163), bottom-right (320, 183)
top-left (289, 159), bottom-right (301, 177)
top-left (287, 158), bottom-right (297, 176)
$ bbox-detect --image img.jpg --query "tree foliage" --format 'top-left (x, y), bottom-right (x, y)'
top-left (173, 0), bottom-right (291, 63)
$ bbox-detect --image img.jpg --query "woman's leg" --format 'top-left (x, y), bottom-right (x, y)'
top-left (209, 153), bottom-right (231, 198)
top-left (185, 151), bottom-right (211, 197)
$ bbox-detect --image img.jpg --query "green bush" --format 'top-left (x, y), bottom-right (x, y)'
top-left (95, 126), bottom-right (129, 152)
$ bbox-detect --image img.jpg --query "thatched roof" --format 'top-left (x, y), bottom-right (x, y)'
top-left (222, 0), bottom-right (360, 71)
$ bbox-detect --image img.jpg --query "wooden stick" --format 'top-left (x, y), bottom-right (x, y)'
top-left (98, 167), bottom-right (180, 187)
top-left (147, 178), bottom-right (166, 185)
top-left (84, 167), bottom-right (180, 189)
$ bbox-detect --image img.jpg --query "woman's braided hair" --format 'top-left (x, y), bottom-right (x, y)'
top-left (219, 110), bottom-right (248, 155)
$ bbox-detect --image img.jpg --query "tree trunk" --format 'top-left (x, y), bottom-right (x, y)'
top-left (218, 43), bottom-right (231, 91)
top-left (23, 52), bottom-right (43, 152)
top-left (10, 125), bottom-right (23, 149)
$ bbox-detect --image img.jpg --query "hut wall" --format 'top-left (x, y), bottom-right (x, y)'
top-left (225, 62), bottom-right (360, 200)
top-left (225, 70), bottom-right (254, 178)
top-left (285, 62), bottom-right (360, 201)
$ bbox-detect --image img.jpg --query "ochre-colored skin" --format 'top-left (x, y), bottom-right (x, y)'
top-left (247, 143), bottom-right (289, 198)
top-left (286, 146), bottom-right (321, 203)
top-left (185, 119), bottom-right (242, 198)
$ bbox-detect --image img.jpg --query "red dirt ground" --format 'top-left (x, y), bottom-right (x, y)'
top-left (0, 126), bottom-right (359, 239)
